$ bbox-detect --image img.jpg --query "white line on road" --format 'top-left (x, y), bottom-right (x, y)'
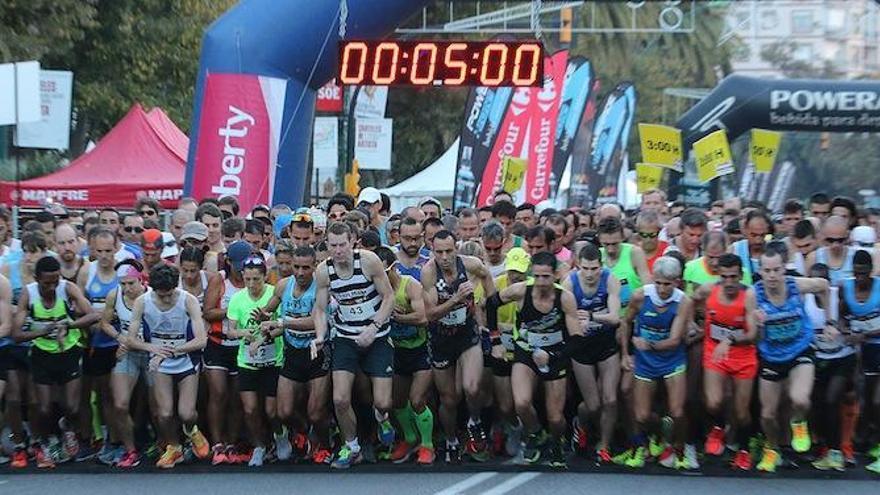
top-left (433, 472), bottom-right (500, 495)
top-left (480, 472), bottom-right (542, 495)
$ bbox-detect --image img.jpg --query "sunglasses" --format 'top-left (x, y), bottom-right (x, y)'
top-left (138, 209), bottom-right (157, 217)
top-left (124, 226), bottom-right (144, 234)
top-left (221, 210), bottom-right (233, 220)
top-left (292, 213), bottom-right (313, 224)
top-left (826, 237), bottom-right (848, 244)
top-left (243, 256), bottom-right (266, 268)
top-left (638, 231), bottom-right (659, 239)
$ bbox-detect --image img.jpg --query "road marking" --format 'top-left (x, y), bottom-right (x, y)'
top-left (480, 472), bottom-right (541, 495)
top-left (434, 472), bottom-right (499, 495)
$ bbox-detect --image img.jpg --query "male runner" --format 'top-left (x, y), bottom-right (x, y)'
top-left (421, 230), bottom-right (495, 463)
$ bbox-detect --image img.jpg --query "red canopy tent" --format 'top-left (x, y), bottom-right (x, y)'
top-left (0, 104), bottom-right (187, 209)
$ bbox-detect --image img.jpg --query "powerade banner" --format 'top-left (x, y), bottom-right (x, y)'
top-left (185, 0), bottom-right (430, 211)
top-left (453, 85), bottom-right (514, 210)
top-left (550, 57), bottom-right (593, 200)
top-left (475, 50), bottom-right (568, 207)
top-left (570, 82), bottom-right (636, 207)
top-left (677, 75), bottom-right (880, 152)
top-left (523, 50), bottom-right (569, 205)
top-left (189, 73), bottom-right (287, 210)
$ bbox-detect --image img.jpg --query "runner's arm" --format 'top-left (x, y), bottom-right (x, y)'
top-left (394, 278), bottom-right (427, 327)
top-left (562, 290), bottom-right (584, 338)
top-left (312, 263), bottom-right (331, 344)
top-left (99, 288), bottom-right (121, 340)
top-left (793, 276), bottom-right (829, 296)
top-left (619, 289), bottom-right (644, 359)
top-left (65, 282), bottom-right (100, 329)
top-left (0, 275), bottom-right (11, 339)
top-left (362, 250), bottom-right (395, 326)
top-left (631, 245), bottom-right (653, 285)
top-left (741, 289), bottom-right (759, 344)
top-left (654, 295), bottom-right (691, 351)
top-left (178, 293), bottom-right (207, 353)
top-left (202, 272), bottom-right (225, 322)
top-left (422, 262), bottom-right (462, 321)
top-left (486, 282), bottom-right (526, 337)
top-left (123, 297), bottom-right (149, 352)
top-left (594, 274), bottom-right (621, 327)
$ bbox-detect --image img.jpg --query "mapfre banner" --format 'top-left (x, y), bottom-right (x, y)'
top-left (189, 73), bottom-right (287, 212)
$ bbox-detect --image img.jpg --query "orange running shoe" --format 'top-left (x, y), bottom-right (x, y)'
top-left (156, 445), bottom-right (184, 469)
top-left (211, 443), bottom-right (227, 466)
top-left (705, 426), bottom-right (725, 456)
top-left (390, 441), bottom-right (416, 463)
top-left (732, 449), bottom-right (752, 471)
top-left (10, 447), bottom-right (27, 469)
top-left (186, 426), bottom-right (210, 459)
top-left (416, 446), bottom-right (436, 466)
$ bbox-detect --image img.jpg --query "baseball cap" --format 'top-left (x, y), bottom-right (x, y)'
top-left (141, 229), bottom-right (163, 251)
top-left (274, 213), bottom-right (293, 238)
top-left (226, 240), bottom-right (255, 272)
top-left (180, 221), bottom-right (209, 242)
top-left (420, 196), bottom-right (442, 210)
top-left (505, 247), bottom-right (531, 274)
top-left (309, 207), bottom-right (327, 230)
top-left (161, 232), bottom-right (179, 259)
top-left (852, 225), bottom-right (876, 247)
top-left (357, 187), bottom-right (381, 205)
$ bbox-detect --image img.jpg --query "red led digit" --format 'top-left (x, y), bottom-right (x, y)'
top-left (443, 43), bottom-right (467, 86)
top-left (479, 43), bottom-right (508, 86)
top-left (410, 42), bottom-right (438, 85)
top-left (512, 44), bottom-right (541, 86)
top-left (372, 42), bottom-right (400, 85)
top-left (340, 42), bottom-right (368, 85)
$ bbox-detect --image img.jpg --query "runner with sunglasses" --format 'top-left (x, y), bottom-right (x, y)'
top-left (635, 211), bottom-right (667, 273)
top-left (806, 216), bottom-right (857, 286)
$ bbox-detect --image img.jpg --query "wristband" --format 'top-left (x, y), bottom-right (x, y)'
top-left (490, 335), bottom-right (501, 346)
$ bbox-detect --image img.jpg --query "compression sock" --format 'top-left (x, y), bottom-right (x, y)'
top-left (414, 406), bottom-right (435, 449)
top-left (394, 403), bottom-right (418, 445)
top-left (840, 399), bottom-right (859, 451)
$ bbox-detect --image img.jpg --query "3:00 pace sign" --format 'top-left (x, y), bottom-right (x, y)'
top-left (338, 40), bottom-right (545, 87)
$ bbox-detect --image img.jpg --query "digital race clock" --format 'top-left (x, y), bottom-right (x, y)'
top-left (338, 40), bottom-right (544, 87)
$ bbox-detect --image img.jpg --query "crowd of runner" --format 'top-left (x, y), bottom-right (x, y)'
top-left (1, 187), bottom-right (880, 474)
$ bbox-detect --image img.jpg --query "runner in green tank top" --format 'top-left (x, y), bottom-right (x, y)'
top-left (375, 247), bottom-right (436, 465)
top-left (598, 217), bottom-right (652, 313)
top-left (12, 256), bottom-right (100, 468)
top-left (684, 232), bottom-right (753, 295)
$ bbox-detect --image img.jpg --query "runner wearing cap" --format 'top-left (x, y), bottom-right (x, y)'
top-left (202, 240), bottom-right (251, 464)
top-left (420, 197), bottom-right (442, 219)
top-left (141, 229), bottom-right (173, 272)
top-left (289, 211), bottom-right (315, 248)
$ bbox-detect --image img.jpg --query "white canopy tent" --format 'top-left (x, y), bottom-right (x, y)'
top-left (382, 138), bottom-right (458, 212)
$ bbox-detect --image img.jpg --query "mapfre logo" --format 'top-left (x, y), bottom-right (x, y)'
top-left (14, 189), bottom-right (89, 202)
top-left (136, 189), bottom-right (183, 201)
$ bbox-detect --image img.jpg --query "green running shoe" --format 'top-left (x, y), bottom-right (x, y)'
top-left (625, 446), bottom-right (647, 469)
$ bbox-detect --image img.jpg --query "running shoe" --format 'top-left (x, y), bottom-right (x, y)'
top-left (416, 446), bottom-right (435, 466)
top-left (249, 446), bottom-right (265, 467)
top-left (523, 431), bottom-right (546, 465)
top-left (97, 444), bottom-right (123, 465)
top-left (869, 443), bottom-right (880, 459)
top-left (390, 441), bottom-right (417, 463)
top-left (571, 417), bottom-right (588, 453)
top-left (11, 445), bottom-right (27, 469)
top-left (704, 426), bottom-right (725, 456)
top-left (732, 449), bottom-right (752, 471)
top-left (156, 445), bottom-right (184, 469)
top-left (377, 419), bottom-right (396, 448)
top-left (293, 432), bottom-right (311, 460)
top-left (274, 427), bottom-right (292, 461)
top-left (34, 443), bottom-right (55, 469)
top-left (748, 435), bottom-right (764, 462)
top-left (866, 458), bottom-right (880, 474)
top-left (331, 445), bottom-right (362, 469)
top-left (62, 431), bottom-right (80, 460)
top-left (648, 436), bottom-right (666, 459)
top-left (229, 445), bottom-right (251, 464)
top-left (790, 421), bottom-right (811, 453)
top-left (756, 448), bottom-right (781, 473)
top-left (547, 442), bottom-right (567, 469)
top-left (658, 446), bottom-right (678, 469)
top-left (444, 441), bottom-right (462, 464)
top-left (186, 426), bottom-right (210, 459)
top-left (841, 443), bottom-right (856, 466)
top-left (505, 422), bottom-right (523, 458)
top-left (596, 448), bottom-right (613, 464)
top-left (312, 446), bottom-right (333, 465)
top-left (465, 421), bottom-right (489, 462)
top-left (492, 426), bottom-right (505, 456)
top-left (624, 446), bottom-right (647, 469)
top-left (48, 437), bottom-right (70, 464)
top-left (76, 442), bottom-right (99, 463)
top-left (117, 450), bottom-right (141, 469)
top-left (678, 444), bottom-right (700, 470)
top-left (612, 448), bottom-right (634, 465)
top-left (211, 443), bottom-right (227, 465)
top-left (144, 443), bottom-right (161, 460)
top-left (812, 449), bottom-right (844, 472)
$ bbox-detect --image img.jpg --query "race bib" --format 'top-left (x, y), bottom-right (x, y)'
top-left (390, 322), bottom-right (418, 340)
top-left (221, 319), bottom-right (241, 346)
top-left (500, 332), bottom-right (515, 351)
top-left (849, 314), bottom-right (880, 334)
top-left (247, 342), bottom-right (277, 367)
top-left (527, 330), bottom-right (564, 348)
top-left (765, 320), bottom-right (800, 343)
top-left (709, 323), bottom-right (744, 342)
top-left (339, 300), bottom-right (374, 321)
top-left (440, 306), bottom-right (467, 326)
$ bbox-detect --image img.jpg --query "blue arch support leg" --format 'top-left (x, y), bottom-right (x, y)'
top-left (184, 0), bottom-right (430, 211)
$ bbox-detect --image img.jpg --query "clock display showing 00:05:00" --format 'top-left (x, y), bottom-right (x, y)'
top-left (338, 40), bottom-right (544, 87)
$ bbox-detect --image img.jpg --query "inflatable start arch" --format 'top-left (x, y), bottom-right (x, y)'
top-left (184, 0), bottom-right (430, 210)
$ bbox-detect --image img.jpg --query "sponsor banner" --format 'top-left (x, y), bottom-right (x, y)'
top-left (524, 50), bottom-right (569, 205)
top-left (453, 85), bottom-right (513, 210)
top-left (566, 79), bottom-right (602, 208)
top-left (316, 79), bottom-right (344, 113)
top-left (750, 128), bottom-right (782, 173)
top-left (0, 61), bottom-right (41, 126)
top-left (677, 75), bottom-right (880, 152)
top-left (5, 186), bottom-right (183, 208)
top-left (638, 123), bottom-right (683, 172)
top-left (477, 85), bottom-right (534, 206)
top-left (189, 73), bottom-right (287, 213)
top-left (16, 70), bottom-right (74, 150)
top-left (550, 57), bottom-right (593, 200)
top-left (582, 82), bottom-right (637, 205)
top-left (354, 86), bottom-right (388, 118)
top-left (354, 117), bottom-right (392, 170)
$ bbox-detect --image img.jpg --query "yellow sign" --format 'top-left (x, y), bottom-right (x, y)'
top-left (750, 129), bottom-right (782, 173)
top-left (636, 163), bottom-right (664, 193)
top-left (500, 156), bottom-right (527, 194)
top-left (693, 130), bottom-right (734, 183)
top-left (638, 123), bottom-right (683, 172)
top-left (344, 159), bottom-right (361, 197)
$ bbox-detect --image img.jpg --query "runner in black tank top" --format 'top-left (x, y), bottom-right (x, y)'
top-left (488, 251), bottom-right (581, 469)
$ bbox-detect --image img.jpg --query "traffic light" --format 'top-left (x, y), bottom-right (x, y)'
top-left (345, 159), bottom-right (361, 197)
top-left (560, 7), bottom-right (572, 44)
